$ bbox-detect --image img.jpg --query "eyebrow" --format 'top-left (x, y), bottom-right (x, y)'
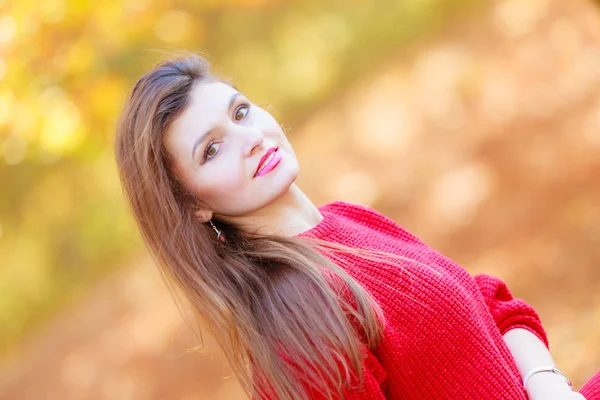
top-left (191, 91), bottom-right (242, 160)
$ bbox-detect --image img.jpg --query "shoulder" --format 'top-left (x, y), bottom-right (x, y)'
top-left (320, 201), bottom-right (412, 237)
top-left (325, 201), bottom-right (430, 248)
top-left (318, 200), bottom-right (381, 223)
top-left (320, 200), bottom-right (382, 216)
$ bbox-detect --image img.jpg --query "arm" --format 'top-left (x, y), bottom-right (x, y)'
top-left (503, 328), bottom-right (555, 380)
top-left (474, 274), bottom-right (548, 345)
top-left (504, 328), bottom-right (584, 399)
top-left (474, 274), bottom-right (585, 399)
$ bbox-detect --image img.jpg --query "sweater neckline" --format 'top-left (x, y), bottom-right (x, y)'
top-left (294, 203), bottom-right (341, 239)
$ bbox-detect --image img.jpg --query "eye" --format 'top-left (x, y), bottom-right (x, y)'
top-left (234, 104), bottom-right (250, 121)
top-left (203, 140), bottom-right (221, 161)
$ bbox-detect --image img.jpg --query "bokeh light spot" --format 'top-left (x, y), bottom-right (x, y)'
top-left (0, 88), bottom-right (11, 125)
top-left (0, 15), bottom-right (16, 44)
top-left (333, 171), bottom-right (380, 206)
top-left (2, 135), bottom-right (27, 165)
top-left (39, 88), bottom-right (82, 155)
top-left (66, 40), bottom-right (96, 74)
top-left (275, 14), bottom-right (347, 99)
top-left (154, 10), bottom-right (192, 43)
top-left (37, 174), bottom-right (73, 218)
top-left (0, 56), bottom-right (6, 80)
top-left (494, 0), bottom-right (549, 38)
top-left (429, 162), bottom-right (494, 226)
top-left (350, 76), bottom-right (418, 156)
top-left (39, 0), bottom-right (66, 24)
top-left (549, 20), bottom-right (582, 57)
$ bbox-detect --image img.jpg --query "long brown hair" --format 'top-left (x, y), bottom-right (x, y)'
top-left (115, 54), bottom-right (390, 399)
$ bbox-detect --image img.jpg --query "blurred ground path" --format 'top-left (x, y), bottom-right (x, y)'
top-left (2, 0), bottom-right (600, 398)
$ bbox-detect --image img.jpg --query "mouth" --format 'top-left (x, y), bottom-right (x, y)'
top-left (254, 147), bottom-right (280, 177)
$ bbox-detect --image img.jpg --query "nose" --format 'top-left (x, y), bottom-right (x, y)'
top-left (241, 126), bottom-right (264, 157)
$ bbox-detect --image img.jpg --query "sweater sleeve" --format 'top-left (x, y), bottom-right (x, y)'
top-left (253, 345), bottom-right (388, 400)
top-left (473, 274), bottom-right (549, 348)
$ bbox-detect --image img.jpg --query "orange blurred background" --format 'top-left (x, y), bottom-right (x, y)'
top-left (1, 0), bottom-right (600, 398)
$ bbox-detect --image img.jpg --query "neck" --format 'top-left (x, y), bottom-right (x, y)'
top-left (230, 184), bottom-right (323, 237)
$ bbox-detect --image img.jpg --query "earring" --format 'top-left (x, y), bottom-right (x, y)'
top-left (209, 220), bottom-right (226, 243)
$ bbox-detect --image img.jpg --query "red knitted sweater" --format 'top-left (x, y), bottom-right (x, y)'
top-left (268, 200), bottom-right (600, 399)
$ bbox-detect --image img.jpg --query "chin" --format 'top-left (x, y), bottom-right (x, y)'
top-left (282, 162), bottom-right (299, 185)
top-left (271, 168), bottom-right (298, 198)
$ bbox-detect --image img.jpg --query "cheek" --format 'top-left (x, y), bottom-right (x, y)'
top-left (189, 164), bottom-right (249, 205)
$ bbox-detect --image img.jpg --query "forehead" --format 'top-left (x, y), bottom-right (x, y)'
top-left (181, 81), bottom-right (237, 124)
top-left (190, 80), bottom-right (236, 109)
top-left (167, 81), bottom-right (237, 144)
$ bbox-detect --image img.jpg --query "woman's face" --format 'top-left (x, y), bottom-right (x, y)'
top-left (164, 80), bottom-right (299, 221)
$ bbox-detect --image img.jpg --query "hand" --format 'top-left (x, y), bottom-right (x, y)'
top-left (526, 372), bottom-right (587, 400)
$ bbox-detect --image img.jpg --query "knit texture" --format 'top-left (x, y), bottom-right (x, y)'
top-left (257, 201), bottom-right (600, 399)
top-left (581, 370), bottom-right (600, 399)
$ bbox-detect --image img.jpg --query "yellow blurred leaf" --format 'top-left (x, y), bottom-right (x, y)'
top-left (38, 88), bottom-right (82, 155)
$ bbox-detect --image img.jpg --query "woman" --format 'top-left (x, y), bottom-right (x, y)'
top-left (115, 54), bottom-right (600, 400)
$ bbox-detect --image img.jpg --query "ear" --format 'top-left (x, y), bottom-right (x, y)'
top-left (194, 208), bottom-right (213, 223)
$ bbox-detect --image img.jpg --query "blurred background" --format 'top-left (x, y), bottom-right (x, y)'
top-left (1, 0), bottom-right (600, 398)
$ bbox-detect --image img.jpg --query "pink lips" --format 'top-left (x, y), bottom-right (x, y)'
top-left (254, 148), bottom-right (282, 177)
